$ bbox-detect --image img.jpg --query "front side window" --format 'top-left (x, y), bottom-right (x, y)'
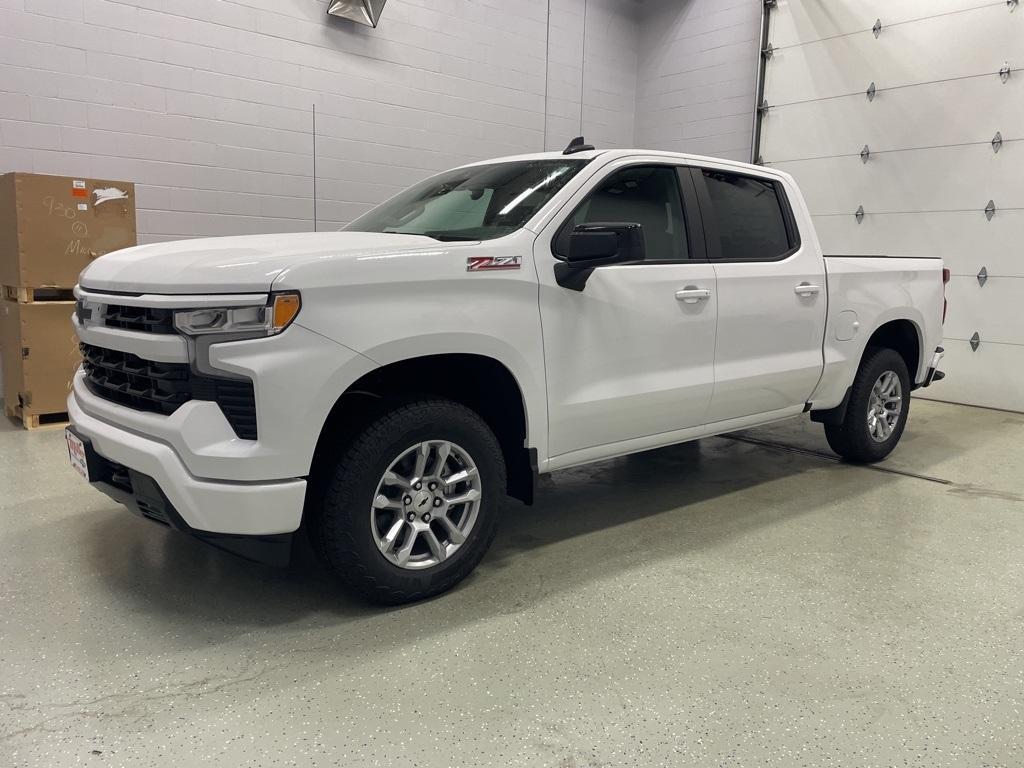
top-left (556, 165), bottom-right (689, 261)
top-left (345, 159), bottom-right (590, 241)
top-left (701, 170), bottom-right (793, 261)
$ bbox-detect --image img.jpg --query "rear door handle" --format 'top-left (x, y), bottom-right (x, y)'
top-left (675, 286), bottom-right (712, 304)
top-left (794, 282), bottom-right (821, 297)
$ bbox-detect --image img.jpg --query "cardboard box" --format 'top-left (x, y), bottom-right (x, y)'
top-left (1, 298), bottom-right (80, 424)
top-left (0, 172), bottom-right (137, 290)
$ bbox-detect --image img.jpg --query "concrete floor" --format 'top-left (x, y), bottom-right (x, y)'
top-left (1, 399), bottom-right (1022, 768)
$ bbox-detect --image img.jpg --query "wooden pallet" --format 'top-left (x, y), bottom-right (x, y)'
top-left (4, 403), bottom-right (70, 430)
top-left (3, 285), bottom-right (76, 304)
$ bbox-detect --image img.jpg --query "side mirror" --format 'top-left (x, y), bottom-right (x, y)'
top-left (556, 223), bottom-right (646, 290)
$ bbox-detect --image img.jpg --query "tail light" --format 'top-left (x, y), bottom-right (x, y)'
top-left (942, 267), bottom-right (950, 323)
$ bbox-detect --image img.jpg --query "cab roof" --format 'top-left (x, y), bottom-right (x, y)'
top-left (457, 148), bottom-right (774, 178)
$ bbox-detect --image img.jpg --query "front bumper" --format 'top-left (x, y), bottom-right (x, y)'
top-left (69, 426), bottom-right (294, 566)
top-left (69, 389), bottom-right (306, 539)
top-left (70, 317), bottom-right (377, 483)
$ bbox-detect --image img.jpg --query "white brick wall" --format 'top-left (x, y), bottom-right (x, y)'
top-left (0, 0), bottom-right (763, 395)
top-left (1, 0), bottom-right (759, 244)
top-left (635, 0), bottom-right (760, 162)
top-left (0, 0), bottom-right (642, 244)
top-left (544, 0), bottom-right (639, 151)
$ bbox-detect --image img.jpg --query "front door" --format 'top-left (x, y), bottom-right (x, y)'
top-left (535, 160), bottom-right (718, 459)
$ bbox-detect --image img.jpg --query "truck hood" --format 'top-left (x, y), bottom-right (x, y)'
top-left (78, 232), bottom-right (445, 294)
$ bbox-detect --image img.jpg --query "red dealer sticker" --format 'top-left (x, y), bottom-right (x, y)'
top-left (466, 256), bottom-right (522, 272)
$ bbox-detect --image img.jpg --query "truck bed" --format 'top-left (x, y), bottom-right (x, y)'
top-left (808, 254), bottom-right (945, 410)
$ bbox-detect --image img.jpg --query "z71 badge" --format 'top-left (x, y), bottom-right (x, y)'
top-left (466, 255), bottom-right (522, 272)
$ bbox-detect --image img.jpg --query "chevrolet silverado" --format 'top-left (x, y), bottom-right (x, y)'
top-left (66, 142), bottom-right (947, 603)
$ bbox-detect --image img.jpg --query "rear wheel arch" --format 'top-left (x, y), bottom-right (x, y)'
top-left (865, 319), bottom-right (922, 385)
top-left (823, 346), bottom-right (911, 463)
top-left (310, 353), bottom-right (536, 505)
top-left (811, 318), bottom-right (922, 426)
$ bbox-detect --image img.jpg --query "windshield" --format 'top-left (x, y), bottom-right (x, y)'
top-left (344, 159), bottom-right (591, 241)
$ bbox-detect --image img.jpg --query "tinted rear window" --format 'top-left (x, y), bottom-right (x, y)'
top-left (702, 170), bottom-right (792, 261)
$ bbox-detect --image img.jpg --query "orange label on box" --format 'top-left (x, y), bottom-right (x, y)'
top-left (71, 188), bottom-right (87, 198)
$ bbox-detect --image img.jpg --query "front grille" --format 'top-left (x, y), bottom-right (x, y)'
top-left (101, 303), bottom-right (176, 334)
top-left (76, 299), bottom-right (177, 334)
top-left (80, 342), bottom-right (258, 439)
top-left (80, 343), bottom-right (190, 413)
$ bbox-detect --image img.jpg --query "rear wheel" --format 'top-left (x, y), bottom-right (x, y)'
top-left (824, 346), bottom-right (910, 463)
top-left (309, 399), bottom-right (505, 604)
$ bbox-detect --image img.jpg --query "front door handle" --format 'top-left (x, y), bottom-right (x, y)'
top-left (675, 286), bottom-right (712, 304)
top-left (795, 282), bottom-right (821, 297)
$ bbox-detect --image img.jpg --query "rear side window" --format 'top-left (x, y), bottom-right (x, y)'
top-left (701, 170), bottom-right (793, 261)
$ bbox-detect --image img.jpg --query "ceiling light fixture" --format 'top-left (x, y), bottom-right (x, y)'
top-left (327, 0), bottom-right (387, 28)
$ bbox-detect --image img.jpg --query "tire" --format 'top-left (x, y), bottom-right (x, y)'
top-left (308, 399), bottom-right (505, 604)
top-left (824, 346), bottom-right (911, 463)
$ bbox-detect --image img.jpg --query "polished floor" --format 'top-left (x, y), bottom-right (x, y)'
top-left (1, 399), bottom-right (1022, 767)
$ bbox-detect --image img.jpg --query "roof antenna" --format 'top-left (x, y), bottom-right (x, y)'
top-left (563, 136), bottom-right (595, 155)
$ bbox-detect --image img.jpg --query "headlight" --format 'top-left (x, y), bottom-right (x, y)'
top-left (173, 291), bottom-right (301, 337)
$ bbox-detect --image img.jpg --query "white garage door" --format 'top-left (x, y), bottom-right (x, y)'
top-left (758, 0), bottom-right (1024, 412)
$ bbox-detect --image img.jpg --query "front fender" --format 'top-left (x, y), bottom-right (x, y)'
top-left (358, 332), bottom-right (546, 460)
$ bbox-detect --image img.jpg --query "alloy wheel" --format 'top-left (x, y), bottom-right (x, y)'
top-left (370, 440), bottom-right (482, 570)
top-left (867, 370), bottom-right (902, 442)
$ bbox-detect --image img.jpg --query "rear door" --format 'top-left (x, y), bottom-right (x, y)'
top-left (535, 159), bottom-right (718, 459)
top-left (689, 166), bottom-right (827, 423)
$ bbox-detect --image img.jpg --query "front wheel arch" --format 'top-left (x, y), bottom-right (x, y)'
top-left (308, 398), bottom-right (507, 603)
top-left (308, 353), bottom-right (535, 506)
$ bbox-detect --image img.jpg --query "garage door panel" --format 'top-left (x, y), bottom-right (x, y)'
top-left (944, 277), bottom-right (1024, 346)
top-left (769, 0), bottom-right (995, 50)
top-left (915, 339), bottom-right (1024, 412)
top-left (765, 5), bottom-right (1024, 105)
top-left (763, 0), bottom-right (1023, 412)
top-left (812, 211), bottom-right (1024, 278)
top-left (762, 75), bottom-right (1024, 162)
top-left (774, 142), bottom-right (1024, 215)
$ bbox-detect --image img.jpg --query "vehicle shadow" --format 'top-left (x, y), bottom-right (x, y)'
top-left (83, 431), bottom-right (880, 649)
top-left (735, 403), bottom-right (1017, 485)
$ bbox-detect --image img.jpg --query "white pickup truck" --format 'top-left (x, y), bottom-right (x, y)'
top-left (66, 143), bottom-right (947, 603)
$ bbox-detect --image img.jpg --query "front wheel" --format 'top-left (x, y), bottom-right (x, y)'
top-left (824, 347), bottom-right (910, 463)
top-left (309, 399), bottom-right (505, 604)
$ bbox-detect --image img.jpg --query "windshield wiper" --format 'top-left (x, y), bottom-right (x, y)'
top-left (380, 230), bottom-right (479, 242)
top-left (421, 233), bottom-right (480, 242)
